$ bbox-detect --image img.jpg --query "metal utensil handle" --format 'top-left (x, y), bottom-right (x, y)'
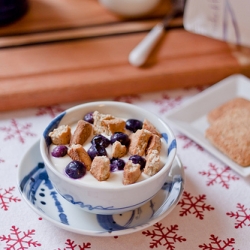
top-left (128, 23), bottom-right (164, 67)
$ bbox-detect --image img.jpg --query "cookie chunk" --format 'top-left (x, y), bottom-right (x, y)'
top-left (205, 108), bottom-right (250, 167)
top-left (102, 118), bottom-right (125, 136)
top-left (129, 129), bottom-right (152, 156)
top-left (144, 150), bottom-right (161, 176)
top-left (146, 134), bottom-right (161, 155)
top-left (90, 156), bottom-right (110, 181)
top-left (123, 160), bottom-right (141, 185)
top-left (68, 144), bottom-right (92, 170)
top-left (70, 120), bottom-right (93, 146)
top-left (49, 125), bottom-right (71, 145)
top-left (207, 97), bottom-right (250, 124)
top-left (143, 119), bottom-right (161, 137)
top-left (111, 141), bottom-right (127, 158)
top-left (93, 111), bottom-right (115, 135)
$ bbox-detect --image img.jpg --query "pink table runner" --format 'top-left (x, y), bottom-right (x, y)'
top-left (0, 85), bottom-right (249, 250)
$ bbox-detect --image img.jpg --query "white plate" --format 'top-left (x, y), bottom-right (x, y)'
top-left (17, 140), bottom-right (184, 236)
top-left (165, 74), bottom-right (250, 177)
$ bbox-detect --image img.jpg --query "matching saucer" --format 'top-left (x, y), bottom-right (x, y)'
top-left (17, 140), bottom-right (184, 236)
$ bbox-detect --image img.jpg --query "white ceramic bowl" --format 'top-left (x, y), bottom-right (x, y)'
top-left (40, 101), bottom-right (177, 215)
top-left (98, 0), bottom-right (161, 17)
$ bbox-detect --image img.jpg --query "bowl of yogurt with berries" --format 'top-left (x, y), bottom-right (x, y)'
top-left (40, 101), bottom-right (177, 215)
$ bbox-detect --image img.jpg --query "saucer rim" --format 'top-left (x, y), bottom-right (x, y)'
top-left (17, 140), bottom-right (184, 236)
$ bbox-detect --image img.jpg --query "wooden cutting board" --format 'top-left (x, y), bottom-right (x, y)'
top-left (0, 0), bottom-right (250, 112)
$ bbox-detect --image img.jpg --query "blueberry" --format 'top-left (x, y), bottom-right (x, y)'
top-left (110, 158), bottom-right (125, 172)
top-left (51, 145), bottom-right (68, 157)
top-left (65, 161), bottom-right (86, 179)
top-left (129, 155), bottom-right (146, 170)
top-left (87, 144), bottom-right (107, 160)
top-left (91, 134), bottom-right (110, 148)
top-left (126, 119), bottom-right (143, 133)
top-left (83, 112), bottom-right (94, 124)
top-left (110, 132), bottom-right (130, 146)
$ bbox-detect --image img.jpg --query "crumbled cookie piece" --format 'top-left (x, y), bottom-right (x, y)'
top-left (102, 118), bottom-right (125, 136)
top-left (70, 120), bottom-right (93, 145)
top-left (111, 141), bottom-right (127, 158)
top-left (68, 144), bottom-right (92, 170)
top-left (146, 134), bottom-right (161, 155)
top-left (123, 160), bottom-right (141, 185)
top-left (144, 150), bottom-right (161, 176)
top-left (90, 156), bottom-right (110, 181)
top-left (49, 125), bottom-right (71, 145)
top-left (129, 129), bottom-right (152, 156)
top-left (143, 119), bottom-right (162, 137)
top-left (93, 111), bottom-right (114, 135)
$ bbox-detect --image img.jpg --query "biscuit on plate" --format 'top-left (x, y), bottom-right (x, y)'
top-left (205, 107), bottom-right (250, 167)
top-left (207, 97), bottom-right (250, 124)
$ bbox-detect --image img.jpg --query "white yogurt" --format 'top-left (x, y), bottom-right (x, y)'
top-left (49, 121), bottom-right (168, 188)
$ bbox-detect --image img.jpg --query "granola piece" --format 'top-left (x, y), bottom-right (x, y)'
top-left (146, 134), bottom-right (161, 155)
top-left (143, 119), bottom-right (162, 137)
top-left (123, 160), bottom-right (141, 185)
top-left (111, 141), bottom-right (127, 158)
top-left (102, 118), bottom-right (125, 136)
top-left (90, 156), bottom-right (110, 181)
top-left (129, 129), bottom-right (152, 156)
top-left (144, 150), bottom-right (161, 176)
top-left (68, 144), bottom-right (92, 170)
top-left (93, 111), bottom-right (115, 135)
top-left (49, 125), bottom-right (71, 145)
top-left (70, 120), bottom-right (93, 145)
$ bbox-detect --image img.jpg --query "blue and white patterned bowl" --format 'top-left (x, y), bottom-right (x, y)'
top-left (40, 101), bottom-right (177, 215)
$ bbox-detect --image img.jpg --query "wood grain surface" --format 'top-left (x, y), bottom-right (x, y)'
top-left (0, 0), bottom-right (250, 111)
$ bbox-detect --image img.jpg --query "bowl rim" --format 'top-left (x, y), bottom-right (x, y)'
top-left (40, 101), bottom-right (177, 191)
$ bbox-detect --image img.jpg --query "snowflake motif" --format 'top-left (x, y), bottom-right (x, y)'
top-left (154, 93), bottom-right (182, 113)
top-left (177, 134), bottom-right (204, 151)
top-left (142, 222), bottom-right (186, 250)
top-left (0, 119), bottom-right (36, 143)
top-left (0, 187), bottom-right (21, 211)
top-left (0, 225), bottom-right (41, 249)
top-left (36, 105), bottom-right (65, 118)
top-left (226, 203), bottom-right (250, 229)
top-left (113, 94), bottom-right (141, 103)
top-left (55, 239), bottom-right (91, 250)
top-left (199, 234), bottom-right (237, 250)
top-left (199, 163), bottom-right (240, 189)
top-left (178, 191), bottom-right (215, 220)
